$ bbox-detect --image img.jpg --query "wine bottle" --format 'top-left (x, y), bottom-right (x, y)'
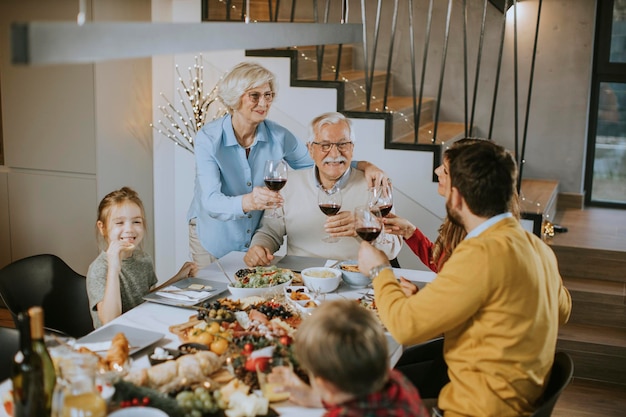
top-left (28, 307), bottom-right (57, 415)
top-left (12, 312), bottom-right (46, 417)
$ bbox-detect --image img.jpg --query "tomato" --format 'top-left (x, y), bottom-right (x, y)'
top-left (243, 343), bottom-right (254, 355)
top-left (131, 398), bottom-right (140, 406)
top-left (279, 336), bottom-right (292, 346)
top-left (4, 399), bottom-right (13, 417)
top-left (142, 396), bottom-right (150, 406)
top-left (244, 356), bottom-right (270, 372)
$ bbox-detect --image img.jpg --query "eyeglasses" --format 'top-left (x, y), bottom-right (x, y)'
top-left (311, 141), bottom-right (354, 152)
top-left (247, 91), bottom-right (275, 104)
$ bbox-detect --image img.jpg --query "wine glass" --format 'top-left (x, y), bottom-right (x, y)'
top-left (318, 186), bottom-right (342, 243)
top-left (355, 205), bottom-right (382, 244)
top-left (264, 160), bottom-right (288, 218)
top-left (368, 182), bottom-right (393, 244)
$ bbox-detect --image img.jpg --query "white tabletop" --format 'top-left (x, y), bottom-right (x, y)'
top-left (0, 252), bottom-right (436, 417)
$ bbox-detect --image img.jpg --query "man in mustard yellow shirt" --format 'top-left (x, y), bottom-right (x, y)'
top-left (358, 139), bottom-right (572, 417)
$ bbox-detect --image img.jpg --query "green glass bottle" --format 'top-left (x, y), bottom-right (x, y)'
top-left (28, 306), bottom-right (57, 415)
top-left (12, 312), bottom-right (46, 417)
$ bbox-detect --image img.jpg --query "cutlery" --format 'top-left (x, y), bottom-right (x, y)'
top-left (215, 259), bottom-right (234, 284)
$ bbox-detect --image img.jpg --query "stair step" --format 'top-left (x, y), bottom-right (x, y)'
top-left (394, 121), bottom-right (466, 145)
top-left (558, 323), bottom-right (626, 385)
top-left (295, 45), bottom-right (355, 79)
top-left (348, 96), bottom-right (435, 137)
top-left (563, 276), bottom-right (625, 306)
top-left (559, 323), bottom-right (626, 350)
top-left (519, 178), bottom-right (559, 225)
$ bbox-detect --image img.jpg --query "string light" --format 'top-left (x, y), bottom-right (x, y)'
top-left (150, 55), bottom-right (224, 153)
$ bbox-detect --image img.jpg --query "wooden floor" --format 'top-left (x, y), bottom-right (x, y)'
top-left (1, 207), bottom-right (625, 415)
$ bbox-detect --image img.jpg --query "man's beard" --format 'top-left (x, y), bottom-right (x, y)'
top-left (446, 198), bottom-right (464, 228)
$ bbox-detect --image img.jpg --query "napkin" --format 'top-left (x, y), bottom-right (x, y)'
top-left (73, 341), bottom-right (112, 352)
top-left (155, 286), bottom-right (212, 301)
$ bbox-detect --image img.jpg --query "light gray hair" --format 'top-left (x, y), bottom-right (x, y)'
top-left (218, 61), bottom-right (277, 113)
top-left (308, 112), bottom-right (356, 143)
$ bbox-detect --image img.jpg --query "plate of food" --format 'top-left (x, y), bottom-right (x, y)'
top-left (75, 324), bottom-right (164, 356)
top-left (283, 286), bottom-right (320, 314)
top-left (228, 266), bottom-right (294, 299)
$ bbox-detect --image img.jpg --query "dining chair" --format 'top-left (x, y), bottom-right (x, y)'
top-left (0, 326), bottom-right (20, 381)
top-left (0, 254), bottom-right (95, 339)
top-left (530, 351), bottom-right (574, 417)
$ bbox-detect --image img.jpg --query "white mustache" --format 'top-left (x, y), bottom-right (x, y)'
top-left (322, 156), bottom-right (348, 164)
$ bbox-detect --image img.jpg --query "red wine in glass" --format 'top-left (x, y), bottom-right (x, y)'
top-left (356, 227), bottom-right (382, 242)
top-left (318, 186), bottom-right (342, 243)
top-left (264, 160), bottom-right (288, 218)
top-left (355, 205), bottom-right (383, 245)
top-left (378, 204), bottom-right (393, 217)
top-left (265, 179), bottom-right (287, 191)
top-left (319, 204), bottom-right (341, 216)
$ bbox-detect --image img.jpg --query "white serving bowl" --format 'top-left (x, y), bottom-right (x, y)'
top-left (336, 260), bottom-right (370, 288)
top-left (301, 267), bottom-right (342, 293)
top-left (227, 279), bottom-right (293, 300)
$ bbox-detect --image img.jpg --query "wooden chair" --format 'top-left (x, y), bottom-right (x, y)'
top-left (531, 351), bottom-right (574, 417)
top-left (0, 254), bottom-right (94, 338)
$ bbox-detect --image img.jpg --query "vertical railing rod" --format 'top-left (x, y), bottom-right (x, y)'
top-left (408, 0), bottom-right (418, 144)
top-left (360, 0), bottom-right (372, 112)
top-left (313, 0), bottom-right (323, 80)
top-left (335, 0), bottom-right (348, 81)
top-left (268, 0), bottom-right (274, 21)
top-left (463, 0), bottom-right (469, 137)
top-left (433, 0), bottom-right (454, 143)
top-left (275, 0), bottom-right (281, 21)
top-left (414, 0), bottom-right (434, 145)
top-left (470, 0), bottom-right (488, 137)
top-left (488, 0), bottom-right (509, 139)
top-left (314, 0), bottom-right (331, 81)
top-left (225, 0), bottom-right (231, 21)
top-left (518, 0), bottom-right (543, 192)
top-left (366, 0), bottom-right (383, 110)
top-left (290, 0), bottom-right (297, 22)
top-left (382, 0), bottom-right (400, 110)
top-left (513, 0), bottom-right (519, 166)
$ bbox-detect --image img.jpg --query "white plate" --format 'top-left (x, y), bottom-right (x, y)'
top-left (75, 324), bottom-right (163, 356)
top-left (108, 407), bottom-right (168, 417)
top-left (227, 279), bottom-right (293, 300)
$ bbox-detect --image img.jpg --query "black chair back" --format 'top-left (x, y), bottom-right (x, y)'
top-left (531, 351), bottom-right (574, 417)
top-left (0, 254), bottom-right (94, 338)
top-left (0, 327), bottom-right (20, 382)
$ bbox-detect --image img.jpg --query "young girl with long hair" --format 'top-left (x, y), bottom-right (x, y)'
top-left (87, 187), bottom-right (197, 327)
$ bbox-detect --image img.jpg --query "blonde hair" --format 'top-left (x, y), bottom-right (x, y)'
top-left (95, 187), bottom-right (146, 250)
top-left (295, 299), bottom-right (388, 397)
top-left (218, 61), bottom-right (277, 113)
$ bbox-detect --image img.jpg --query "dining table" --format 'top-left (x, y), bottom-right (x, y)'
top-left (0, 251), bottom-right (436, 417)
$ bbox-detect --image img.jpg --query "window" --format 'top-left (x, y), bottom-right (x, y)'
top-left (586, 0), bottom-right (626, 206)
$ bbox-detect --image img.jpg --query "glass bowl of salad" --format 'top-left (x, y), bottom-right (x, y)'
top-left (227, 266), bottom-right (294, 300)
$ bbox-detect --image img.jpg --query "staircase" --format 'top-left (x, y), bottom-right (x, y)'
top-left (549, 208), bottom-right (626, 386)
top-left (248, 44), bottom-right (466, 169)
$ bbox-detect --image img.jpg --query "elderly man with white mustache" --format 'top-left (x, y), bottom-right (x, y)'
top-left (244, 112), bottom-right (402, 267)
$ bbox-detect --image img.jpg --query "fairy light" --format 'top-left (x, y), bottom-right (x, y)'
top-left (150, 55), bottom-right (223, 153)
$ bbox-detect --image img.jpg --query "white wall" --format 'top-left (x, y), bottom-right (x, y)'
top-left (0, 0), bottom-right (153, 273)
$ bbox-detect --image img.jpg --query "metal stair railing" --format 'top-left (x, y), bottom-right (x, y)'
top-left (203, 0), bottom-right (542, 193)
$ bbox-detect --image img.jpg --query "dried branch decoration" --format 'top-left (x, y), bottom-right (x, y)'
top-left (151, 55), bottom-right (221, 153)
